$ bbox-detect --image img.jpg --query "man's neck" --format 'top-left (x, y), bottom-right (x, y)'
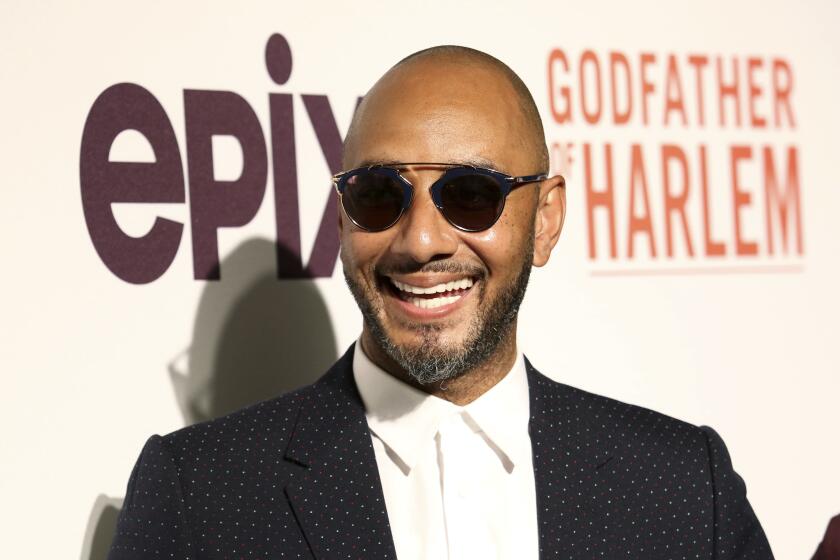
top-left (359, 327), bottom-right (518, 406)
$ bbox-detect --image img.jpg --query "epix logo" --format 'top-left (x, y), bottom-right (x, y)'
top-left (80, 33), bottom-right (355, 283)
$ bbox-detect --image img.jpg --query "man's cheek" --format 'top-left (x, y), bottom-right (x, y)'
top-left (471, 228), bottom-right (498, 244)
top-left (338, 241), bottom-right (353, 269)
top-left (339, 243), bottom-right (366, 277)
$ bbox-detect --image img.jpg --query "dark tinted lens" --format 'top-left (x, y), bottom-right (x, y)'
top-left (440, 173), bottom-right (504, 231)
top-left (342, 170), bottom-right (406, 231)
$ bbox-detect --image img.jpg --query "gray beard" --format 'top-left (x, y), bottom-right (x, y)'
top-left (343, 234), bottom-right (534, 385)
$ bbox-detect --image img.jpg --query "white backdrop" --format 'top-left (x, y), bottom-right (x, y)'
top-left (2, 1), bottom-right (839, 558)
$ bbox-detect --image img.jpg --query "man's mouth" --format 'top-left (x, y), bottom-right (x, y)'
top-left (386, 277), bottom-right (475, 310)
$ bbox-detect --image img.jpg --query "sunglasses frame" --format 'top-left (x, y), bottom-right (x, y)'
top-left (332, 162), bottom-right (547, 232)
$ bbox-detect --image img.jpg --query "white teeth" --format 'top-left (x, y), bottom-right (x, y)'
top-left (391, 277), bottom-right (474, 295)
top-left (388, 277), bottom-right (474, 310)
top-left (408, 295), bottom-right (463, 309)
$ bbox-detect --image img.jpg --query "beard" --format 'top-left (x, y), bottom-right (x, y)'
top-left (342, 231), bottom-right (534, 385)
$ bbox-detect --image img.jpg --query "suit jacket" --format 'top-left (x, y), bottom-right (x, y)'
top-left (108, 345), bottom-right (773, 559)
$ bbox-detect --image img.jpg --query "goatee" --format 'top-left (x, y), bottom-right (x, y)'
top-left (343, 232), bottom-right (534, 384)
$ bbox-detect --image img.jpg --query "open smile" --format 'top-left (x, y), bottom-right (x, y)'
top-left (379, 274), bottom-right (478, 316)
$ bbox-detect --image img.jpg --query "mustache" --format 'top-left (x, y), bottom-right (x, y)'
top-left (375, 260), bottom-right (486, 278)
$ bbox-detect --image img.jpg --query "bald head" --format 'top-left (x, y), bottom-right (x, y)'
top-left (343, 46), bottom-right (549, 174)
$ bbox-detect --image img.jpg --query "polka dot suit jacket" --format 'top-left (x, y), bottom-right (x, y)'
top-left (108, 345), bottom-right (773, 559)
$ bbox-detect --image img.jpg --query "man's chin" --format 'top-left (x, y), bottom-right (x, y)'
top-left (379, 318), bottom-right (469, 349)
top-left (364, 320), bottom-right (476, 380)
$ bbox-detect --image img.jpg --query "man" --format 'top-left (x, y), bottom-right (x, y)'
top-left (108, 47), bottom-right (773, 559)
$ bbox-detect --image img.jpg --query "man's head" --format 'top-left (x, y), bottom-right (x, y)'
top-left (340, 46), bottom-right (565, 386)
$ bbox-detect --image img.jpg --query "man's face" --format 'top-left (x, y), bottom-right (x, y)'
top-left (340, 59), bottom-right (552, 383)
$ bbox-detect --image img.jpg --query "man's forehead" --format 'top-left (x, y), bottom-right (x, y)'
top-left (343, 46), bottom-right (549, 173)
top-left (345, 59), bottom-right (527, 168)
top-left (345, 115), bottom-right (520, 174)
top-left (367, 56), bottom-right (519, 112)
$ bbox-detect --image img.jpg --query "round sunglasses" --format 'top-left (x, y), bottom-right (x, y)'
top-left (332, 162), bottom-right (547, 232)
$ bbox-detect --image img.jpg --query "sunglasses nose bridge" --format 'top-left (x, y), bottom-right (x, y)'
top-left (395, 168), bottom-right (445, 207)
top-left (404, 182), bottom-right (447, 224)
top-left (392, 168), bottom-right (444, 209)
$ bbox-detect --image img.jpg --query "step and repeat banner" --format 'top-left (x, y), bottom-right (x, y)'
top-left (2, 1), bottom-right (838, 558)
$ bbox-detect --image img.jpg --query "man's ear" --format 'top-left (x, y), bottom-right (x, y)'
top-left (532, 174), bottom-right (566, 267)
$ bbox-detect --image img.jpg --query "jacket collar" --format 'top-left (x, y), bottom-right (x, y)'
top-left (283, 346), bottom-right (612, 560)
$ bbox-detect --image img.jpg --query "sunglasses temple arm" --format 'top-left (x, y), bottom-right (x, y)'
top-left (508, 174), bottom-right (548, 193)
top-left (512, 173), bottom-right (548, 184)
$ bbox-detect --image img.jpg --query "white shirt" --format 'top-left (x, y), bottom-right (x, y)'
top-left (352, 340), bottom-right (539, 560)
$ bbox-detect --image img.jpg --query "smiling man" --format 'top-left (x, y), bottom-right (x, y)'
top-left (339, 47), bottom-right (561, 401)
top-left (108, 47), bottom-right (773, 560)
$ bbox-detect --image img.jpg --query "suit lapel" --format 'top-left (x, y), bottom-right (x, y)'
top-left (526, 359), bottom-right (614, 559)
top-left (284, 346), bottom-right (397, 560)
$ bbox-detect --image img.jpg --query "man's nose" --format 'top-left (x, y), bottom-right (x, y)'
top-left (388, 185), bottom-right (459, 263)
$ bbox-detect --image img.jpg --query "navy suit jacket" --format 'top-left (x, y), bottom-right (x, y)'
top-left (108, 346), bottom-right (773, 559)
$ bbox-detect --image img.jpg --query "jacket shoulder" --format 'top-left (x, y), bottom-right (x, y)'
top-left (525, 362), bottom-right (773, 556)
top-left (160, 385), bottom-right (308, 460)
top-left (108, 367), bottom-right (346, 560)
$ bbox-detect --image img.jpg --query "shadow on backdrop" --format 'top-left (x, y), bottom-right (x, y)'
top-left (170, 237), bottom-right (338, 423)
top-left (80, 495), bottom-right (123, 560)
top-left (82, 237), bottom-right (338, 560)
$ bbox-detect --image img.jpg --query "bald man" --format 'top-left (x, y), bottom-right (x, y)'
top-left (108, 47), bottom-right (773, 559)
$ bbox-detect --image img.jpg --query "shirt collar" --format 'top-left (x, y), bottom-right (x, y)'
top-left (352, 339), bottom-right (531, 473)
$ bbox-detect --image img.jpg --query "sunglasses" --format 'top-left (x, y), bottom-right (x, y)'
top-left (332, 162), bottom-right (547, 232)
